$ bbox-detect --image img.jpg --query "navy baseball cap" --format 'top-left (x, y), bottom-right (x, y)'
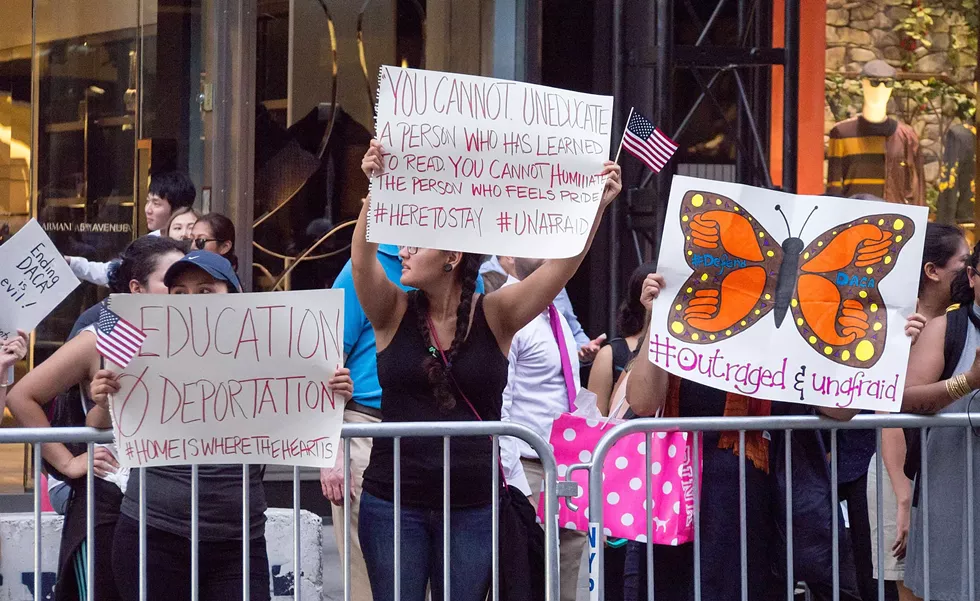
top-left (164, 250), bottom-right (242, 293)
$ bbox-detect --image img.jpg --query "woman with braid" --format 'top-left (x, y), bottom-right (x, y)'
top-left (352, 139), bottom-right (621, 601)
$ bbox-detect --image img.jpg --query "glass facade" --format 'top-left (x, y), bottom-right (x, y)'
top-left (0, 0), bottom-right (512, 495)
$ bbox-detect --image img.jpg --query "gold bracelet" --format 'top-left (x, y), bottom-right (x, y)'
top-left (946, 377), bottom-right (959, 400)
top-left (951, 374), bottom-right (966, 399)
top-left (948, 373), bottom-right (973, 400)
top-left (958, 373), bottom-right (974, 397)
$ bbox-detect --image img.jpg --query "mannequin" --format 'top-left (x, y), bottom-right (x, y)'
top-left (936, 85), bottom-right (977, 226)
top-left (827, 60), bottom-right (925, 205)
top-left (936, 122), bottom-right (976, 225)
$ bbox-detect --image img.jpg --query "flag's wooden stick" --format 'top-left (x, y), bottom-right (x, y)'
top-left (613, 106), bottom-right (635, 164)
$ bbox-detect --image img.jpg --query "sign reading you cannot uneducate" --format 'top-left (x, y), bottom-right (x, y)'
top-left (107, 289), bottom-right (345, 469)
top-left (368, 65), bottom-right (614, 258)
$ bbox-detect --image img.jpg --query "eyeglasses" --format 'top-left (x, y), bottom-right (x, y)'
top-left (193, 238), bottom-right (220, 250)
top-left (866, 77), bottom-right (895, 88)
top-left (399, 246), bottom-right (419, 255)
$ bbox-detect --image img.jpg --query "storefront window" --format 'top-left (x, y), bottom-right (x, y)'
top-left (251, 0), bottom-right (407, 292)
top-left (0, 0), bottom-right (33, 495)
top-left (0, 0), bottom-right (204, 494)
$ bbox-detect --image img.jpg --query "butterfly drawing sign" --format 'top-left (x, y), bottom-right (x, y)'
top-left (648, 176), bottom-right (928, 412)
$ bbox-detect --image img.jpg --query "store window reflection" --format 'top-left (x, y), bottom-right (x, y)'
top-left (252, 0), bottom-right (423, 292)
top-left (0, 0), bottom-right (205, 494)
top-left (0, 0), bottom-right (33, 496)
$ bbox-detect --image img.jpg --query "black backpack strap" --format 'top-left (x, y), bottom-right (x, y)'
top-left (940, 305), bottom-right (971, 380)
top-left (609, 338), bottom-right (632, 376)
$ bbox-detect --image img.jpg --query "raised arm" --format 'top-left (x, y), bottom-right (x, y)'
top-left (351, 141), bottom-right (408, 341)
top-left (588, 344), bottom-right (615, 416)
top-left (902, 314), bottom-right (967, 414)
top-left (485, 162), bottom-right (621, 340)
top-left (625, 274), bottom-right (668, 416)
top-left (0, 330), bottom-right (28, 414)
top-left (6, 332), bottom-right (100, 479)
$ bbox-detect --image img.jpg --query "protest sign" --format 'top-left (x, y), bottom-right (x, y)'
top-left (368, 65), bottom-right (614, 258)
top-left (0, 219), bottom-right (79, 338)
top-left (648, 176), bottom-right (928, 412)
top-left (107, 289), bottom-right (344, 469)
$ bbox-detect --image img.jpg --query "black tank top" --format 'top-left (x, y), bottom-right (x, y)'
top-left (363, 292), bottom-right (508, 508)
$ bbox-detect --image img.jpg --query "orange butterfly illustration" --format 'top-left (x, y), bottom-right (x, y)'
top-left (667, 190), bottom-right (915, 368)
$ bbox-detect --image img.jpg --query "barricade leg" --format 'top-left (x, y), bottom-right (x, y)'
top-left (739, 431), bottom-right (748, 601)
top-left (968, 429), bottom-right (975, 600)
top-left (293, 466), bottom-right (301, 601)
top-left (921, 427), bottom-right (929, 601)
top-left (33, 443), bottom-right (42, 601)
top-left (875, 430), bottom-right (884, 601)
top-left (86, 443), bottom-right (95, 601)
top-left (192, 465), bottom-right (199, 601)
top-left (785, 430), bottom-right (794, 601)
top-left (242, 465), bottom-right (251, 601)
top-left (830, 430), bottom-right (839, 601)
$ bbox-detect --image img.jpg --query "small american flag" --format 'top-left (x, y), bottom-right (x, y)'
top-left (96, 306), bottom-right (146, 368)
top-left (622, 111), bottom-right (678, 173)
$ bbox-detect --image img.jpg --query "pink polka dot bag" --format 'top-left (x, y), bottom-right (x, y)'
top-left (537, 396), bottom-right (702, 545)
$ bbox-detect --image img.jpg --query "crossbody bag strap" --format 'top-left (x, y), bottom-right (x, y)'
top-left (425, 312), bottom-right (509, 486)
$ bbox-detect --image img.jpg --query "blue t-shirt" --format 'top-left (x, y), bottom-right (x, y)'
top-left (335, 244), bottom-right (484, 410)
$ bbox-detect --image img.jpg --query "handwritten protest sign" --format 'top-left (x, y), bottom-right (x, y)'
top-left (107, 290), bottom-right (344, 469)
top-left (648, 176), bottom-right (927, 412)
top-left (0, 219), bottom-right (79, 338)
top-left (368, 65), bottom-right (614, 258)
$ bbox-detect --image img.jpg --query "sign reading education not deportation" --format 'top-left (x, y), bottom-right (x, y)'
top-left (107, 289), bottom-right (345, 469)
top-left (0, 219), bottom-right (80, 338)
top-left (368, 65), bottom-right (614, 258)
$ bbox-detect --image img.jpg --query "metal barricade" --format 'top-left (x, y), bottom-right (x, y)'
top-left (0, 421), bottom-right (561, 601)
top-left (587, 413), bottom-right (980, 601)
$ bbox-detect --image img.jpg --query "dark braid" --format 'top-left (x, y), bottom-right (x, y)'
top-left (415, 253), bottom-right (484, 411)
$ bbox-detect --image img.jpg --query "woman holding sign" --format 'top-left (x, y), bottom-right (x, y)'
top-left (353, 140), bottom-right (621, 601)
top-left (90, 251), bottom-right (354, 601)
top-left (625, 273), bottom-right (861, 601)
top-left (6, 236), bottom-right (186, 601)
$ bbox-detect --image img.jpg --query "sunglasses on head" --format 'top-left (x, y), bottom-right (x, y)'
top-left (193, 238), bottom-right (219, 250)
top-left (866, 77), bottom-right (895, 88)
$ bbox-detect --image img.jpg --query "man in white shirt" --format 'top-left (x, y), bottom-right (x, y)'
top-left (481, 255), bottom-right (605, 363)
top-left (65, 171), bottom-right (195, 285)
top-left (500, 257), bottom-right (585, 601)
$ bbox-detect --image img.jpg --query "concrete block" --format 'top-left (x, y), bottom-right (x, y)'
top-left (0, 509), bottom-right (323, 601)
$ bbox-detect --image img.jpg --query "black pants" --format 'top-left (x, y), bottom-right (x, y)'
top-left (839, 475), bottom-right (897, 601)
top-left (112, 515), bottom-right (271, 601)
top-left (603, 544), bottom-right (628, 601)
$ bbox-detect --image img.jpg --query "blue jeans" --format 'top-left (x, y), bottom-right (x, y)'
top-left (358, 491), bottom-right (492, 601)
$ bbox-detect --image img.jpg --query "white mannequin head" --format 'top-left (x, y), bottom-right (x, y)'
top-left (861, 79), bottom-right (893, 123)
top-left (859, 59), bottom-right (898, 123)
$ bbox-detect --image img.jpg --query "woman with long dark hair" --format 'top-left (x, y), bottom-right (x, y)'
top-left (353, 139), bottom-right (621, 601)
top-left (588, 262), bottom-right (658, 415)
top-left (6, 236), bottom-right (187, 601)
